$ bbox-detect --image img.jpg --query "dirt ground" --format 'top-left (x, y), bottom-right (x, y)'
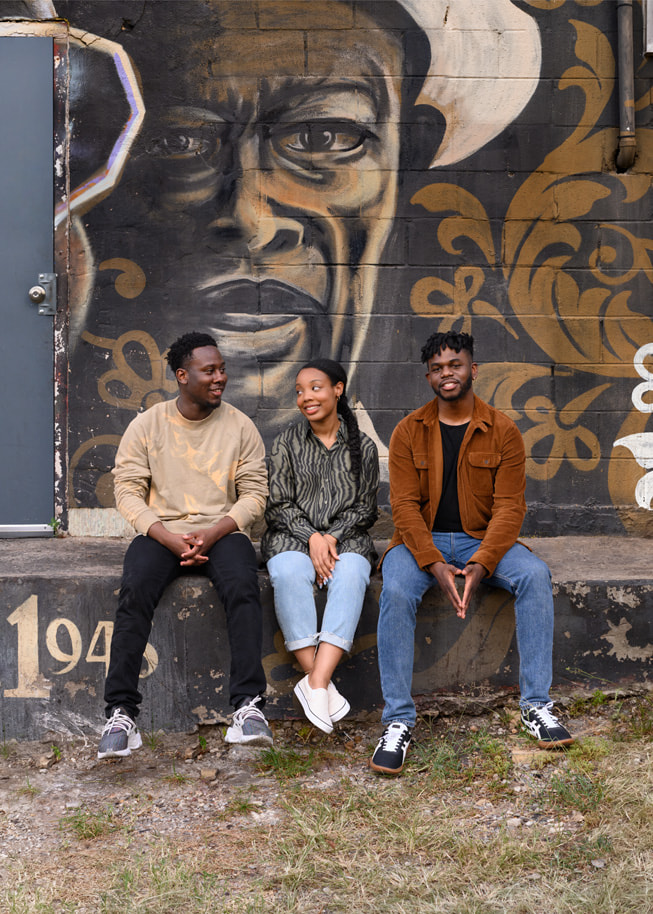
top-left (0, 692), bottom-right (633, 873)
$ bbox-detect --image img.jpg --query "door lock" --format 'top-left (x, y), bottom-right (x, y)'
top-left (28, 273), bottom-right (56, 315)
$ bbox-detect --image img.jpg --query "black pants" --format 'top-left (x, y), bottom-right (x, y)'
top-left (104, 533), bottom-right (267, 719)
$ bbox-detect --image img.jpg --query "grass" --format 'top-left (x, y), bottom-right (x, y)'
top-left (256, 745), bottom-right (316, 780)
top-left (1, 694), bottom-right (652, 914)
top-left (59, 805), bottom-right (118, 840)
top-left (16, 777), bottom-right (39, 799)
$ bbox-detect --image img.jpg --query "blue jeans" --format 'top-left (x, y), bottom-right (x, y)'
top-left (267, 551), bottom-right (371, 652)
top-left (377, 533), bottom-right (554, 726)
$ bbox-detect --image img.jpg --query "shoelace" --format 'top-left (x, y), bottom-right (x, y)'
top-left (233, 699), bottom-right (263, 725)
top-left (102, 709), bottom-right (133, 735)
top-left (531, 702), bottom-right (560, 728)
top-left (380, 724), bottom-right (410, 751)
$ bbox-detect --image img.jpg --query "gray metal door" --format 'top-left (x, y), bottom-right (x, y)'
top-left (0, 37), bottom-right (54, 535)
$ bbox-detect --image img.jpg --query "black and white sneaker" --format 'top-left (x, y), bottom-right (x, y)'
top-left (370, 722), bottom-right (412, 775)
top-left (98, 707), bottom-right (142, 759)
top-left (521, 702), bottom-right (574, 748)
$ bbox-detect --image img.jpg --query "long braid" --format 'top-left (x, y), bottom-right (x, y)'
top-left (336, 393), bottom-right (361, 493)
top-left (298, 358), bottom-right (362, 493)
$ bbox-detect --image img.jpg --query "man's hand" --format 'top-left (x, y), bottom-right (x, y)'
top-left (309, 532), bottom-right (339, 586)
top-left (147, 518), bottom-right (238, 566)
top-left (428, 561), bottom-right (486, 619)
top-left (459, 563), bottom-right (486, 618)
top-left (428, 561), bottom-right (464, 615)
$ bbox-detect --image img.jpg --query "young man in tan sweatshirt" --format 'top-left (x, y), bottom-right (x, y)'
top-left (98, 332), bottom-right (271, 758)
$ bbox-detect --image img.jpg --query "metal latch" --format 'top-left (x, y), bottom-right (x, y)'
top-left (28, 273), bottom-right (57, 315)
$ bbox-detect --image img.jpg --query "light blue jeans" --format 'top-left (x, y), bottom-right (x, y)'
top-left (267, 550), bottom-right (371, 652)
top-left (378, 533), bottom-right (554, 726)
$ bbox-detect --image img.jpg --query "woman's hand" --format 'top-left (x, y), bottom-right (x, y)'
top-left (308, 532), bottom-right (339, 585)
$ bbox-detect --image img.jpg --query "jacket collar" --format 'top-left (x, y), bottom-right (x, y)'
top-left (418, 394), bottom-right (493, 431)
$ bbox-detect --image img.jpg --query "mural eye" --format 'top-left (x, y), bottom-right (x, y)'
top-left (147, 131), bottom-right (215, 159)
top-left (274, 122), bottom-right (367, 159)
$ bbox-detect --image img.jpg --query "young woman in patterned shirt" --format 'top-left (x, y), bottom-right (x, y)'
top-left (262, 360), bottom-right (379, 733)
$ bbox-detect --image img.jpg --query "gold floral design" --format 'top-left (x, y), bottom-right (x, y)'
top-left (81, 330), bottom-right (177, 411)
top-left (521, 384), bottom-right (610, 479)
top-left (504, 21), bottom-right (653, 375)
top-left (409, 17), bottom-right (653, 503)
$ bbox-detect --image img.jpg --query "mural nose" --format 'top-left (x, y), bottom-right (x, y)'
top-left (210, 182), bottom-right (304, 257)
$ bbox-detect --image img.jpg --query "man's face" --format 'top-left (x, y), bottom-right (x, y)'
top-left (178, 346), bottom-right (228, 413)
top-left (134, 1), bottom-right (403, 429)
top-left (425, 347), bottom-right (477, 402)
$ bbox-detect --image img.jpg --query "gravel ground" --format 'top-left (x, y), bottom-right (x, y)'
top-left (0, 697), bottom-right (619, 876)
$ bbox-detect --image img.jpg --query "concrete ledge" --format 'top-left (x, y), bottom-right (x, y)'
top-left (0, 536), bottom-right (651, 739)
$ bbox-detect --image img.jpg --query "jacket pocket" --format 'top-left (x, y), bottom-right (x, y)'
top-left (412, 453), bottom-right (429, 500)
top-left (466, 452), bottom-right (501, 495)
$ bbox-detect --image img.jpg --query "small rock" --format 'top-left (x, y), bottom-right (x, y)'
top-left (200, 767), bottom-right (218, 781)
top-left (591, 859), bottom-right (606, 869)
top-left (506, 817), bottom-right (522, 828)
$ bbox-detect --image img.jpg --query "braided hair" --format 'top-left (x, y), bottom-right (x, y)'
top-left (298, 358), bottom-right (362, 492)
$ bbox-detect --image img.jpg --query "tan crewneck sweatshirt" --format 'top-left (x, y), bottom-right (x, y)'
top-left (112, 398), bottom-right (268, 538)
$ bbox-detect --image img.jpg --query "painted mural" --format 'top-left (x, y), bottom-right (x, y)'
top-left (49, 0), bottom-right (653, 535)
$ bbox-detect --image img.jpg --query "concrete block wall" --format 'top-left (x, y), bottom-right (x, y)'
top-left (1, 0), bottom-right (649, 536)
top-left (1, 537), bottom-right (651, 740)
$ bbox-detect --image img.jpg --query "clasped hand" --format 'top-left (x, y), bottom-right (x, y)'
top-left (428, 561), bottom-right (486, 619)
top-left (309, 532), bottom-right (339, 587)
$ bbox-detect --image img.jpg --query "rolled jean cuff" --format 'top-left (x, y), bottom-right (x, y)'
top-left (285, 633), bottom-right (319, 653)
top-left (318, 630), bottom-right (354, 653)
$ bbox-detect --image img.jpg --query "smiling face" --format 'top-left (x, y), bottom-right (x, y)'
top-left (132, 0), bottom-right (403, 430)
top-left (177, 345), bottom-right (228, 418)
top-left (295, 368), bottom-right (343, 426)
top-left (425, 347), bottom-right (478, 403)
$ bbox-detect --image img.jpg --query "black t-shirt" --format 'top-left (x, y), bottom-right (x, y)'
top-left (432, 421), bottom-right (469, 532)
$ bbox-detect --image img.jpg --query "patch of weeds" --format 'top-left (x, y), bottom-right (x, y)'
top-left (567, 736), bottom-right (610, 766)
top-left (17, 777), bottom-right (39, 799)
top-left (411, 736), bottom-right (461, 781)
top-left (257, 745), bottom-right (315, 780)
top-left (628, 695), bottom-right (653, 738)
top-left (223, 790), bottom-right (259, 816)
top-left (1, 737), bottom-right (15, 760)
top-left (468, 729), bottom-right (513, 782)
top-left (590, 689), bottom-right (609, 707)
top-left (60, 804), bottom-right (117, 840)
top-left (529, 750), bottom-right (562, 770)
top-left (51, 744), bottom-right (62, 761)
top-left (164, 762), bottom-right (191, 784)
top-left (142, 716), bottom-right (164, 751)
top-left (198, 734), bottom-right (208, 752)
top-left (551, 833), bottom-right (613, 871)
top-left (547, 770), bottom-right (606, 815)
top-left (3, 883), bottom-right (57, 914)
top-left (295, 724), bottom-right (314, 744)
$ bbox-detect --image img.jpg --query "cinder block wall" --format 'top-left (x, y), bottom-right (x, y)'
top-left (33, 0), bottom-right (653, 536)
top-left (1, 537), bottom-right (651, 740)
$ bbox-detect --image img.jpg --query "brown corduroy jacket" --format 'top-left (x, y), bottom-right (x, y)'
top-left (382, 394), bottom-right (527, 576)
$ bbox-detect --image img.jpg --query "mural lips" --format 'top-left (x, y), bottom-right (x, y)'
top-left (198, 278), bottom-right (332, 364)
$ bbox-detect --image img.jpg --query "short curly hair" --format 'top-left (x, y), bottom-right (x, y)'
top-left (421, 331), bottom-right (474, 364)
top-left (166, 332), bottom-right (218, 373)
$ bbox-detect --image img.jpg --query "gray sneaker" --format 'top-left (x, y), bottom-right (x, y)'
top-left (98, 707), bottom-right (142, 759)
top-left (225, 696), bottom-right (273, 746)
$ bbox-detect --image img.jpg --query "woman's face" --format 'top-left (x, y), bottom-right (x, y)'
top-left (295, 368), bottom-right (344, 425)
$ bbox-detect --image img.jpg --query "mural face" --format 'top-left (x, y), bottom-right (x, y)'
top-left (133, 2), bottom-right (403, 418)
top-left (54, 0), bottom-right (653, 533)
